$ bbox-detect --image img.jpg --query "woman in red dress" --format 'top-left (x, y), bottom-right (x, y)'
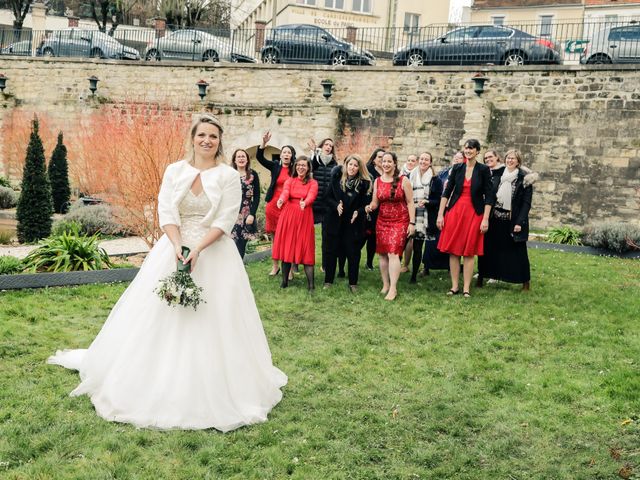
top-left (436, 139), bottom-right (495, 298)
top-left (272, 156), bottom-right (319, 290)
top-left (256, 131), bottom-right (295, 276)
top-left (365, 152), bottom-right (415, 301)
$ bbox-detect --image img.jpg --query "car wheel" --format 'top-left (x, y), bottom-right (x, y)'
top-left (503, 50), bottom-right (527, 66)
top-left (145, 49), bottom-right (160, 61)
top-left (42, 47), bottom-right (55, 57)
top-left (203, 50), bottom-right (219, 62)
top-left (586, 54), bottom-right (612, 65)
top-left (407, 50), bottom-right (425, 67)
top-left (261, 49), bottom-right (279, 64)
top-left (91, 48), bottom-right (103, 59)
top-left (331, 51), bottom-right (348, 66)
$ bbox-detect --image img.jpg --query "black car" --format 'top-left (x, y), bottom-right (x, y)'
top-left (393, 25), bottom-right (561, 66)
top-left (260, 24), bottom-right (375, 66)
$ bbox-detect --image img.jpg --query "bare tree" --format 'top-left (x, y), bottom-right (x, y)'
top-left (8, 0), bottom-right (31, 30)
top-left (89, 0), bottom-right (140, 35)
top-left (161, 0), bottom-right (230, 29)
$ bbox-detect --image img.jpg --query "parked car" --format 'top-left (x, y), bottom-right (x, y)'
top-left (40, 29), bottom-right (140, 60)
top-left (580, 23), bottom-right (640, 64)
top-left (0, 40), bottom-right (38, 56)
top-left (393, 25), bottom-right (561, 66)
top-left (260, 24), bottom-right (375, 66)
top-left (144, 29), bottom-right (256, 63)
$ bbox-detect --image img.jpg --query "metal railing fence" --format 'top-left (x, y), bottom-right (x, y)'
top-left (1, 18), bottom-right (639, 65)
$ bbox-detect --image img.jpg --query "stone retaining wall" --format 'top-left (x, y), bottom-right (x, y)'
top-left (0, 58), bottom-right (638, 228)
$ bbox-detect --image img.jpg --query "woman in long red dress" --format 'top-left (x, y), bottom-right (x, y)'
top-left (256, 131), bottom-right (295, 276)
top-left (436, 139), bottom-right (495, 298)
top-left (365, 152), bottom-right (415, 301)
top-left (272, 156), bottom-right (318, 290)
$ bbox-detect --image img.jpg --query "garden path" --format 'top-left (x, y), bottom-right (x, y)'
top-left (0, 237), bottom-right (150, 259)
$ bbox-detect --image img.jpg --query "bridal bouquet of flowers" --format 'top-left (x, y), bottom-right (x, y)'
top-left (155, 246), bottom-right (205, 310)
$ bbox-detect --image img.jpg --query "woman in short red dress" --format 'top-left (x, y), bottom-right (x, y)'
top-left (272, 156), bottom-right (318, 290)
top-left (365, 152), bottom-right (415, 301)
top-left (437, 139), bottom-right (495, 298)
top-left (256, 131), bottom-right (295, 276)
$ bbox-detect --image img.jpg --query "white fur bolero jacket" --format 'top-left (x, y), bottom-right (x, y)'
top-left (157, 160), bottom-right (241, 236)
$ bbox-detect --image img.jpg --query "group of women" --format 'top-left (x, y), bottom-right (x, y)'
top-left (230, 133), bottom-right (535, 300)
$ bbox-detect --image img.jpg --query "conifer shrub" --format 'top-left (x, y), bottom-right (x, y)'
top-left (16, 117), bottom-right (53, 243)
top-left (48, 132), bottom-right (71, 214)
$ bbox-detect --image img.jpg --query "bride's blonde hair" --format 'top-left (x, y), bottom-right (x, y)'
top-left (184, 113), bottom-right (226, 165)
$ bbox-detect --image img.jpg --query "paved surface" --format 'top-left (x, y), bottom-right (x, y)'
top-left (0, 237), bottom-right (150, 259)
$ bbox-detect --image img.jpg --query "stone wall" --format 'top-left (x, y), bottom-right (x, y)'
top-left (0, 57), bottom-right (638, 229)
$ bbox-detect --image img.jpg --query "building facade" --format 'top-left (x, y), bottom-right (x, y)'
top-left (468, 0), bottom-right (585, 28)
top-left (232, 0), bottom-right (451, 31)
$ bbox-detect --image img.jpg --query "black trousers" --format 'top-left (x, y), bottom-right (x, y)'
top-left (324, 231), bottom-right (362, 285)
top-left (234, 237), bottom-right (248, 259)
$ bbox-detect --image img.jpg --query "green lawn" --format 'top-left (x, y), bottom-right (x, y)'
top-left (1, 249), bottom-right (639, 479)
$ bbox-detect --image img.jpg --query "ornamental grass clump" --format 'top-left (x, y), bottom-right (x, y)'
top-left (583, 222), bottom-right (640, 253)
top-left (0, 255), bottom-right (23, 275)
top-left (547, 226), bottom-right (583, 246)
top-left (22, 226), bottom-right (112, 273)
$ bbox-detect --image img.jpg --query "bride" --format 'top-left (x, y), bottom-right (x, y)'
top-left (48, 114), bottom-right (287, 432)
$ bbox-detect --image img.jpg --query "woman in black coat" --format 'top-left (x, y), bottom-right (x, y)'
top-left (407, 152), bottom-right (443, 283)
top-left (323, 154), bottom-right (371, 292)
top-left (477, 149), bottom-right (535, 290)
top-left (477, 149), bottom-right (504, 283)
top-left (436, 139), bottom-right (495, 297)
top-left (363, 148), bottom-right (385, 270)
top-left (256, 131), bottom-right (295, 276)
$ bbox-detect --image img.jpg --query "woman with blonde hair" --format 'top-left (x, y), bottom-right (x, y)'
top-left (48, 113), bottom-right (287, 431)
top-left (323, 154), bottom-right (372, 292)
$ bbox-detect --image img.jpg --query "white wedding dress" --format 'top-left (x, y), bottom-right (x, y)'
top-left (48, 189), bottom-right (287, 432)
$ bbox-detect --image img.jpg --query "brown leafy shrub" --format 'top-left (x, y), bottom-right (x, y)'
top-left (334, 126), bottom-right (391, 163)
top-left (72, 103), bottom-right (191, 246)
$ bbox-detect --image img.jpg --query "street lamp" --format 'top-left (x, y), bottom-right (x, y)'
top-left (320, 79), bottom-right (334, 101)
top-left (196, 79), bottom-right (209, 101)
top-left (88, 76), bottom-right (99, 96)
top-left (471, 74), bottom-right (488, 96)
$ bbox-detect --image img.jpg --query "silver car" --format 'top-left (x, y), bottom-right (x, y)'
top-left (0, 40), bottom-right (36, 56)
top-left (40, 29), bottom-right (140, 60)
top-left (144, 29), bottom-right (256, 63)
top-left (581, 23), bottom-right (640, 64)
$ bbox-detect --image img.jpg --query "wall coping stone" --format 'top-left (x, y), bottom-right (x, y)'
top-left (3, 55), bottom-right (640, 73)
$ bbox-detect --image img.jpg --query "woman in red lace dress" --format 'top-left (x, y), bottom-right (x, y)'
top-left (272, 156), bottom-right (319, 290)
top-left (436, 139), bottom-right (495, 298)
top-left (365, 152), bottom-right (415, 301)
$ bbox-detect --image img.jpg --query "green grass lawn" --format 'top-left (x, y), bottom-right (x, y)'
top-left (1, 249), bottom-right (639, 479)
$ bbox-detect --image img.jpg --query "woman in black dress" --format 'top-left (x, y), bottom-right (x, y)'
top-left (231, 148), bottom-right (260, 258)
top-left (363, 148), bottom-right (385, 270)
top-left (477, 149), bottom-right (504, 283)
top-left (477, 149), bottom-right (535, 290)
top-left (323, 154), bottom-right (371, 292)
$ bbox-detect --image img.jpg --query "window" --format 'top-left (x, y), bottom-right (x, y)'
top-left (296, 0), bottom-right (316, 5)
top-left (492, 16), bottom-right (505, 26)
top-left (352, 0), bottom-right (372, 14)
top-left (609, 26), bottom-right (640, 41)
top-left (444, 27), bottom-right (478, 43)
top-left (605, 14), bottom-right (618, 24)
top-left (477, 26), bottom-right (512, 39)
top-left (539, 15), bottom-right (554, 37)
top-left (325, 0), bottom-right (344, 9)
top-left (404, 13), bottom-right (419, 33)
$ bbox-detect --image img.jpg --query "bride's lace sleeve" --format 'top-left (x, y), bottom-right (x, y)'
top-left (210, 170), bottom-right (242, 235)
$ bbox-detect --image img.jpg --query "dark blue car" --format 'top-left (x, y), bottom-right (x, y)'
top-left (260, 24), bottom-right (375, 66)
